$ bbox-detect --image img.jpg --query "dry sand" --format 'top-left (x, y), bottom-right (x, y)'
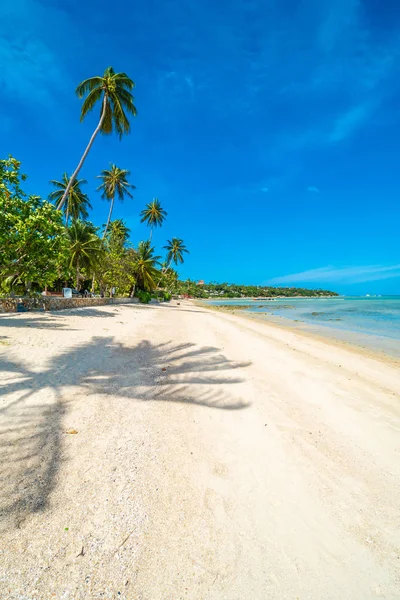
top-left (0, 301), bottom-right (399, 599)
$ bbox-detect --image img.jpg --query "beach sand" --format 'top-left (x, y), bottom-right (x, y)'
top-left (1, 301), bottom-right (399, 599)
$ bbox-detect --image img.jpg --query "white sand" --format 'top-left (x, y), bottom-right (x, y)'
top-left (0, 301), bottom-right (399, 599)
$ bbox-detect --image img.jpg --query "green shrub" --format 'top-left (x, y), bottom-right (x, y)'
top-left (163, 292), bottom-right (172, 301)
top-left (136, 289), bottom-right (151, 304)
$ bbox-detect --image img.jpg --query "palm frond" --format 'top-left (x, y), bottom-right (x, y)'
top-left (76, 76), bottom-right (103, 98)
top-left (101, 98), bottom-right (113, 135)
top-left (113, 73), bottom-right (135, 89)
top-left (80, 87), bottom-right (104, 120)
top-left (110, 95), bottom-right (130, 138)
top-left (114, 88), bottom-right (137, 115)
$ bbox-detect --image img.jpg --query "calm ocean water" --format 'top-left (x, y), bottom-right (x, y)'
top-left (206, 296), bottom-right (400, 358)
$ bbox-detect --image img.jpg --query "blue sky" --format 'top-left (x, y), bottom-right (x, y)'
top-left (1, 0), bottom-right (400, 294)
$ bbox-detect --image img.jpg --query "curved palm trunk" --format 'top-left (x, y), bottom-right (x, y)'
top-left (58, 94), bottom-right (108, 211)
top-left (65, 206), bottom-right (69, 227)
top-left (102, 195), bottom-right (115, 239)
top-left (149, 228), bottom-right (153, 242)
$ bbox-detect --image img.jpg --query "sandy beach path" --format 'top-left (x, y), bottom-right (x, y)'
top-left (1, 302), bottom-right (399, 599)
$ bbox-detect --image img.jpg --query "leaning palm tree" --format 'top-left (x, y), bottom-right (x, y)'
top-left (49, 173), bottom-right (92, 226)
top-left (133, 240), bottom-right (161, 291)
top-left (58, 67), bottom-right (137, 210)
top-left (97, 164), bottom-right (135, 238)
top-left (67, 220), bottom-right (103, 290)
top-left (163, 238), bottom-right (189, 270)
top-left (140, 198), bottom-right (167, 241)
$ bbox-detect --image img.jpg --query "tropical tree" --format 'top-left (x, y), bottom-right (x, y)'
top-left (98, 221), bottom-right (135, 297)
top-left (0, 156), bottom-right (68, 292)
top-left (140, 198), bottom-right (167, 241)
top-left (107, 219), bottom-right (131, 246)
top-left (133, 241), bottom-right (161, 292)
top-left (163, 238), bottom-right (189, 270)
top-left (157, 266), bottom-right (178, 294)
top-left (97, 164), bottom-right (135, 238)
top-left (58, 67), bottom-right (137, 210)
top-left (66, 220), bottom-right (103, 290)
top-left (49, 173), bottom-right (92, 226)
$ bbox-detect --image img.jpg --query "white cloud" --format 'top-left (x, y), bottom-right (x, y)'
top-left (266, 265), bottom-right (400, 285)
top-left (307, 186), bottom-right (320, 193)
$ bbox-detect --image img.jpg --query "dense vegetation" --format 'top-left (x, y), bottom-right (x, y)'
top-left (168, 280), bottom-right (338, 299)
top-left (0, 67), bottom-right (188, 302)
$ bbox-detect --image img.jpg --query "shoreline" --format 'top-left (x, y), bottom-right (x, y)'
top-left (196, 300), bottom-right (400, 366)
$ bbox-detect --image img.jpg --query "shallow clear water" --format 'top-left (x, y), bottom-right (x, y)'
top-left (205, 296), bottom-right (400, 358)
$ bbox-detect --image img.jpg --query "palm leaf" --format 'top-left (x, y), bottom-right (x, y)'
top-left (80, 87), bottom-right (103, 120)
top-left (101, 99), bottom-right (113, 135)
top-left (75, 76), bottom-right (103, 98)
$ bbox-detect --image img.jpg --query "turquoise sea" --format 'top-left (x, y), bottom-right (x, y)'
top-left (205, 296), bottom-right (400, 358)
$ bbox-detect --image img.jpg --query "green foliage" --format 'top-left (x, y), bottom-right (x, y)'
top-left (0, 156), bottom-right (69, 290)
top-left (157, 266), bottom-right (178, 292)
top-left (77, 66), bottom-right (137, 138)
top-left (106, 219), bottom-right (131, 245)
top-left (0, 155), bottom-right (27, 197)
top-left (97, 164), bottom-right (135, 203)
top-left (66, 220), bottom-right (103, 290)
top-left (140, 198), bottom-right (167, 236)
top-left (133, 241), bottom-right (161, 292)
top-left (163, 291), bottom-right (172, 301)
top-left (49, 173), bottom-right (92, 223)
top-left (97, 164), bottom-right (135, 237)
top-left (97, 220), bottom-right (136, 296)
top-left (136, 289), bottom-right (151, 303)
top-left (163, 238), bottom-right (188, 267)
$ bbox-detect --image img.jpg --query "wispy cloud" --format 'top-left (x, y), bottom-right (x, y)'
top-left (329, 103), bottom-right (374, 143)
top-left (267, 265), bottom-right (400, 285)
top-left (260, 187), bottom-right (269, 193)
top-left (307, 186), bottom-right (320, 193)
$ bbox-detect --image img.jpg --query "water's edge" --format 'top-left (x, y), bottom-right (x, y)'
top-left (201, 297), bottom-right (400, 360)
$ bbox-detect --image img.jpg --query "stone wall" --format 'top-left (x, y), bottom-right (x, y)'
top-left (0, 297), bottom-right (139, 314)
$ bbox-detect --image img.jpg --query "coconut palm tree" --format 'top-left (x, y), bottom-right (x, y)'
top-left (133, 241), bottom-right (161, 291)
top-left (140, 198), bottom-right (167, 241)
top-left (49, 173), bottom-right (92, 226)
top-left (163, 238), bottom-right (189, 270)
top-left (97, 165), bottom-right (135, 238)
top-left (67, 220), bottom-right (103, 290)
top-left (58, 67), bottom-right (137, 210)
top-left (106, 219), bottom-right (131, 246)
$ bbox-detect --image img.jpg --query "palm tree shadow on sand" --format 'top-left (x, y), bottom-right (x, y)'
top-left (0, 336), bottom-right (250, 532)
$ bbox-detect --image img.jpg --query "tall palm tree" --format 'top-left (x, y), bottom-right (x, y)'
top-left (163, 238), bottom-right (189, 270)
top-left (133, 241), bottom-right (161, 291)
top-left (49, 173), bottom-right (92, 226)
top-left (97, 165), bottom-right (135, 238)
top-left (140, 198), bottom-right (167, 241)
top-left (67, 220), bottom-right (103, 290)
top-left (58, 67), bottom-right (137, 210)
